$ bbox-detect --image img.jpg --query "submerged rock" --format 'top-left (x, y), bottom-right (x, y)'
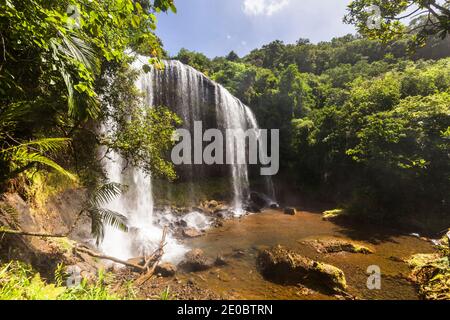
top-left (179, 249), bottom-right (214, 272)
top-left (182, 228), bottom-right (203, 238)
top-left (283, 207), bottom-right (297, 215)
top-left (304, 238), bottom-right (374, 254)
top-left (214, 255), bottom-right (228, 266)
top-left (155, 262), bottom-right (177, 277)
top-left (322, 209), bottom-right (346, 221)
top-left (257, 245), bottom-right (347, 293)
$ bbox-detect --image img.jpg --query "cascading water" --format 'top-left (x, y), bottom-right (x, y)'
top-left (99, 148), bottom-right (187, 262)
top-left (147, 59), bottom-right (268, 213)
top-left (100, 57), bottom-right (275, 262)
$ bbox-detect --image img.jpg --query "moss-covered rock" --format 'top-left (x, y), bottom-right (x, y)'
top-left (406, 253), bottom-right (450, 300)
top-left (304, 237), bottom-right (374, 254)
top-left (322, 208), bottom-right (346, 221)
top-left (257, 245), bottom-right (347, 293)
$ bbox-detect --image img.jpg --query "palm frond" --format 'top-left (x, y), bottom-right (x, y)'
top-left (14, 152), bottom-right (77, 181)
top-left (89, 182), bottom-right (126, 207)
top-left (60, 33), bottom-right (99, 74)
top-left (86, 207), bottom-right (128, 245)
top-left (2, 138), bottom-right (71, 154)
top-left (50, 32), bottom-right (100, 119)
top-left (0, 102), bottom-right (34, 124)
top-left (0, 138), bottom-right (76, 181)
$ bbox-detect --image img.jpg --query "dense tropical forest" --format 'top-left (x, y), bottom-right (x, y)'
top-left (0, 0), bottom-right (449, 301)
top-left (175, 33), bottom-right (450, 225)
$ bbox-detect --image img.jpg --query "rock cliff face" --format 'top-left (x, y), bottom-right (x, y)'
top-left (0, 190), bottom-right (95, 277)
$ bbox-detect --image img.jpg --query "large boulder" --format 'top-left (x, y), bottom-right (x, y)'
top-left (179, 249), bottom-right (214, 272)
top-left (257, 245), bottom-right (347, 293)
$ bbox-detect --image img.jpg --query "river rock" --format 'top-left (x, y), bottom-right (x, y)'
top-left (304, 238), bottom-right (374, 254)
top-left (155, 262), bottom-right (177, 277)
top-left (214, 210), bottom-right (228, 218)
top-left (127, 256), bottom-right (145, 266)
top-left (192, 206), bottom-right (211, 215)
top-left (244, 204), bottom-right (261, 213)
top-left (250, 192), bottom-right (267, 209)
top-left (182, 228), bottom-right (203, 238)
top-left (177, 219), bottom-right (188, 228)
top-left (179, 249), bottom-right (214, 272)
top-left (257, 245), bottom-right (347, 293)
top-left (215, 255), bottom-right (228, 266)
top-left (284, 207), bottom-right (297, 215)
top-left (208, 200), bottom-right (219, 208)
top-left (322, 209), bottom-right (346, 221)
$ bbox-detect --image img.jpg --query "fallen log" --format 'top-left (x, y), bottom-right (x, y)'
top-left (74, 246), bottom-right (146, 271)
top-left (74, 226), bottom-right (168, 282)
top-left (0, 210), bottom-right (84, 238)
top-left (135, 227), bottom-right (168, 285)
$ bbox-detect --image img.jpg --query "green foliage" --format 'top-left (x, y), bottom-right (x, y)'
top-left (291, 59), bottom-right (450, 217)
top-left (407, 253), bottom-right (450, 300)
top-left (160, 286), bottom-right (172, 300)
top-left (0, 261), bottom-right (129, 300)
top-left (174, 48), bottom-right (212, 75)
top-left (0, 138), bottom-right (77, 182)
top-left (82, 182), bottom-right (129, 245)
top-left (345, 0), bottom-right (450, 50)
top-left (0, 0), bottom-right (178, 186)
top-left (176, 33), bottom-right (449, 220)
top-left (99, 61), bottom-right (181, 181)
top-left (104, 105), bottom-right (181, 181)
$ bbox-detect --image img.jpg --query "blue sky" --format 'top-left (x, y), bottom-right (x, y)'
top-left (156, 0), bottom-right (356, 58)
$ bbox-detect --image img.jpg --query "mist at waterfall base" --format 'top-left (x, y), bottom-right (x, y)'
top-left (100, 57), bottom-right (276, 263)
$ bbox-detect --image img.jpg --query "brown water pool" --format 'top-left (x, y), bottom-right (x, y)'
top-left (178, 209), bottom-right (436, 300)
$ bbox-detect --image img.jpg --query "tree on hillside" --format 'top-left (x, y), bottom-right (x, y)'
top-left (226, 51), bottom-right (240, 61)
top-left (345, 0), bottom-right (450, 49)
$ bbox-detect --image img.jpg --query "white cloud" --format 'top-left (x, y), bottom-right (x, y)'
top-left (243, 0), bottom-right (290, 16)
top-left (226, 34), bottom-right (232, 40)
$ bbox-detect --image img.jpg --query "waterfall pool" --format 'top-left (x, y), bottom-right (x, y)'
top-left (174, 209), bottom-right (436, 300)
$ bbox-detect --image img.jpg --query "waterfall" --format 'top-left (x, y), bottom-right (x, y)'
top-left (146, 59), bottom-right (264, 213)
top-left (100, 57), bottom-right (274, 262)
top-left (99, 148), bottom-right (187, 262)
